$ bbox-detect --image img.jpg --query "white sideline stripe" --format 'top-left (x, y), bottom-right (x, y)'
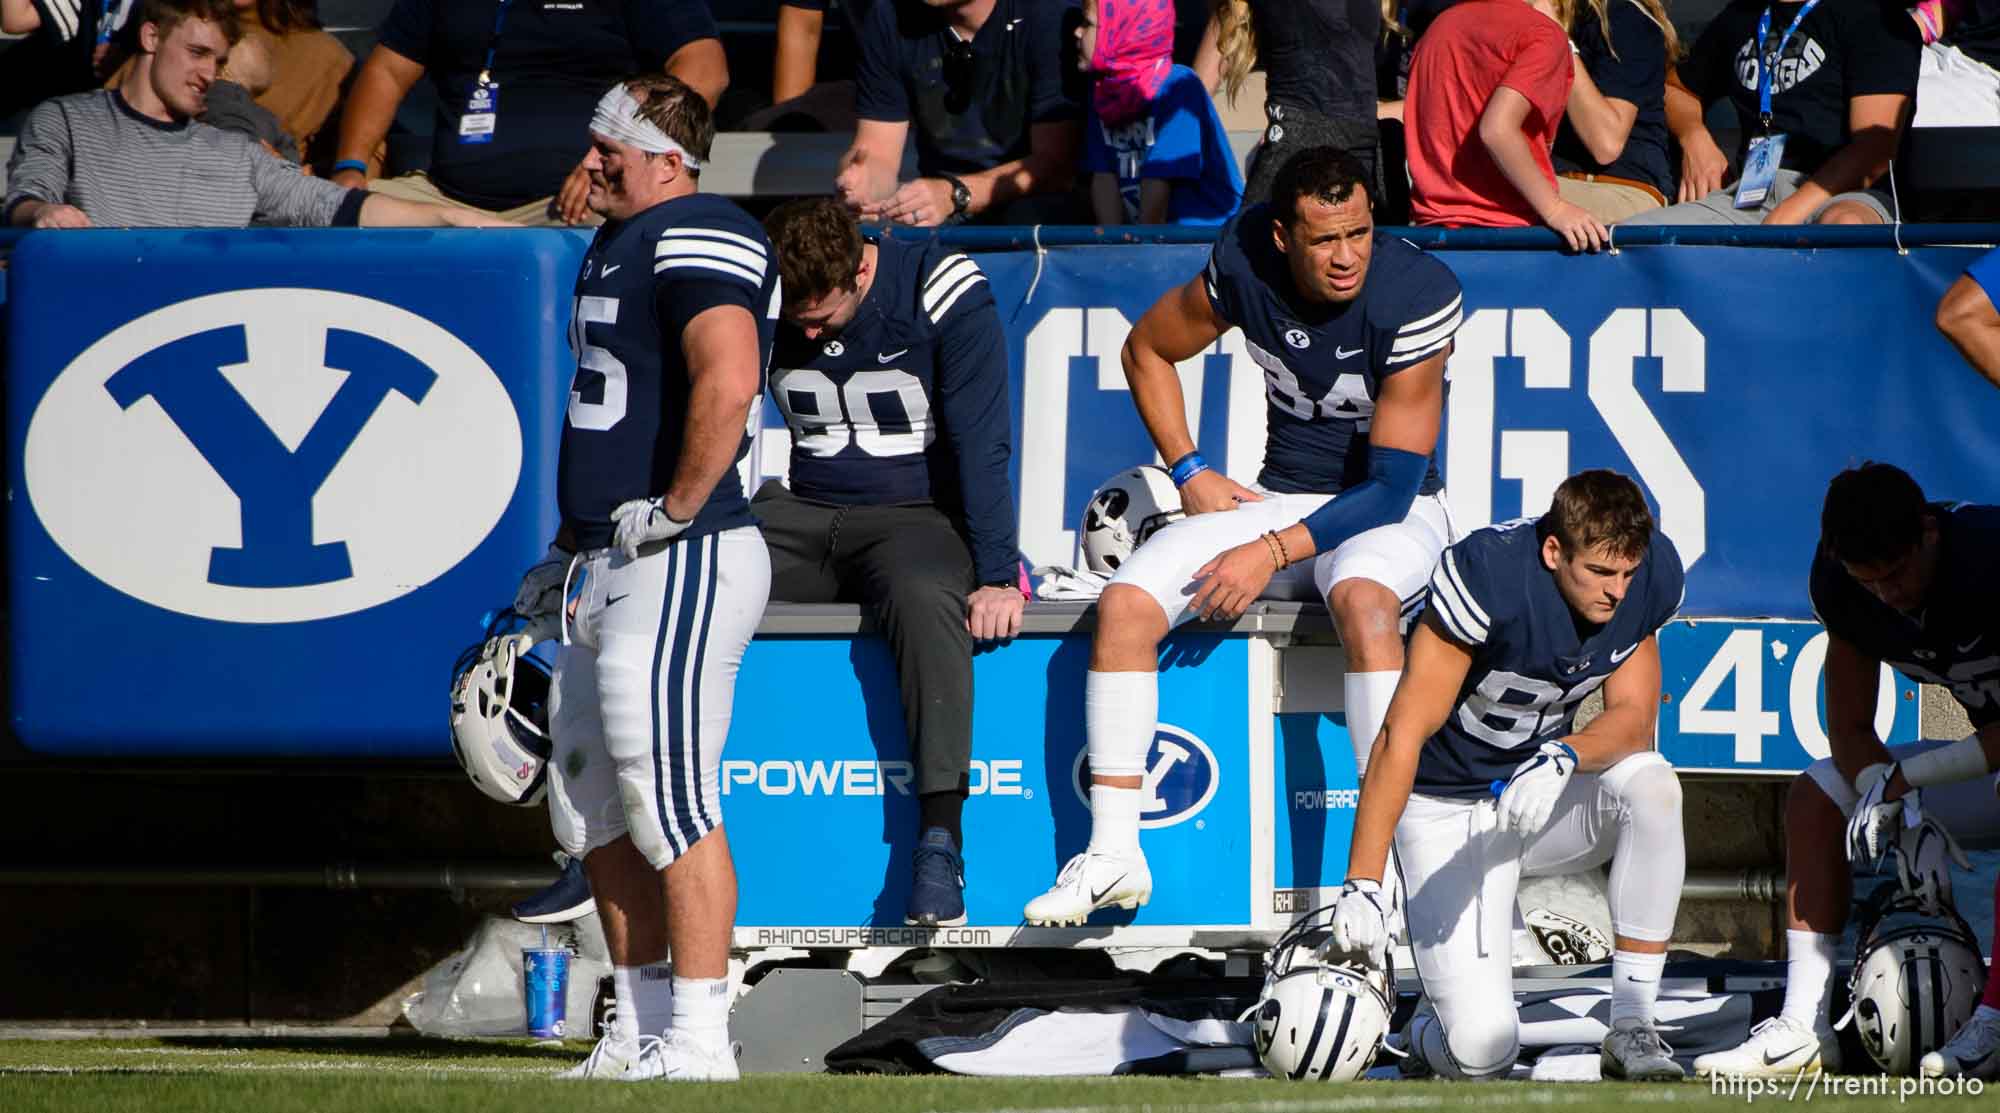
top-left (2, 1062), bottom-right (555, 1076)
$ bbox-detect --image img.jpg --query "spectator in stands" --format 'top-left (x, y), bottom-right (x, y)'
top-left (1405, 0), bottom-right (1608, 251)
top-left (199, 30), bottom-right (301, 162)
top-left (760, 198), bottom-right (1022, 927)
top-left (1198, 0), bottom-right (1382, 207)
top-left (1938, 250), bottom-right (2000, 390)
top-left (327, 0), bottom-right (725, 226)
top-left (1908, 0), bottom-right (2000, 127)
top-left (1626, 0), bottom-right (1918, 226)
top-left (834, 0), bottom-right (1084, 226)
top-left (0, 0), bottom-right (134, 118)
top-left (1079, 0), bottom-right (1242, 224)
top-left (3, 0), bottom-right (510, 229)
top-left (1550, 0), bottom-right (1675, 221)
top-left (741, 0), bottom-right (867, 132)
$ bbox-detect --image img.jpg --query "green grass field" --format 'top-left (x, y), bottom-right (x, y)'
top-left (0, 1038), bottom-right (1990, 1113)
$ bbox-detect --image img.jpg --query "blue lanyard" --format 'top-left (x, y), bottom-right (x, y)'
top-left (1754, 0), bottom-right (1822, 130)
top-left (476, 0), bottom-right (516, 87)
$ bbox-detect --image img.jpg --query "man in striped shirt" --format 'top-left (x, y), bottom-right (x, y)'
top-left (4, 0), bottom-right (507, 229)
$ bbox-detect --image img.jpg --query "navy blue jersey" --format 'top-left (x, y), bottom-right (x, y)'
top-left (557, 193), bottom-right (779, 551)
top-left (1810, 502), bottom-right (2000, 729)
top-left (1203, 204), bottom-right (1461, 495)
top-left (768, 239), bottom-right (1019, 585)
top-left (1415, 518), bottom-right (1686, 798)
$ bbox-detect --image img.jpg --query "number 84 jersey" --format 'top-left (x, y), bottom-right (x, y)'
top-left (1414, 518), bottom-right (1686, 799)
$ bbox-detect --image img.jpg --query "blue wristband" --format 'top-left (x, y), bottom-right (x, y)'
top-left (1169, 451), bottom-right (1209, 487)
top-left (331, 159), bottom-right (369, 176)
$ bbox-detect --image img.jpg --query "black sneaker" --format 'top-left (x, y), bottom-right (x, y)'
top-left (905, 827), bottom-right (966, 927)
top-left (514, 852), bottom-right (596, 924)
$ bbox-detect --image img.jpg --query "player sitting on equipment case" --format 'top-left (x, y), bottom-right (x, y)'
top-left (1024, 145), bottom-right (1464, 926)
top-left (1330, 469), bottom-right (1690, 1082)
top-left (1695, 462), bottom-right (2000, 1081)
top-left (759, 198), bottom-right (1023, 928)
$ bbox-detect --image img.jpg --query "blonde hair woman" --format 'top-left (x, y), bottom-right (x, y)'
top-left (1549, 0), bottom-right (1679, 221)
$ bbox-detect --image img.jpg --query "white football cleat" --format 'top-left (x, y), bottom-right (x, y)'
top-left (1601, 1019), bottom-right (1685, 1081)
top-left (1023, 849), bottom-right (1151, 926)
top-left (557, 1033), bottom-right (665, 1080)
top-left (1922, 1006), bottom-right (2000, 1080)
top-left (646, 1028), bottom-right (741, 1082)
top-left (1693, 1015), bottom-right (1840, 1079)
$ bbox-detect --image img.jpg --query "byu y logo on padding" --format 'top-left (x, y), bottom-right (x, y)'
top-left (1072, 724), bottom-right (1219, 828)
top-left (25, 289), bottom-right (520, 623)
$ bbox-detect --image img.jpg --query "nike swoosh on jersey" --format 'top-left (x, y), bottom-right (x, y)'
top-left (1958, 636), bottom-right (1983, 653)
top-left (1610, 642), bottom-right (1640, 663)
top-left (1335, 345), bottom-right (1364, 359)
top-left (601, 264), bottom-right (622, 277)
top-left (878, 348), bottom-right (910, 363)
top-left (1090, 874), bottom-right (1128, 902)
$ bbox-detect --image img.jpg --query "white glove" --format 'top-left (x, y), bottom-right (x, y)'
top-left (1495, 740), bottom-right (1578, 835)
top-left (1891, 815), bottom-right (1970, 915)
top-left (611, 496), bottom-right (690, 559)
top-left (513, 544), bottom-right (573, 623)
top-left (1846, 762), bottom-right (1916, 868)
top-left (1324, 878), bottom-right (1389, 968)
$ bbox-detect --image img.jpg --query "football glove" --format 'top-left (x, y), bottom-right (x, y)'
top-left (1324, 878), bottom-right (1390, 969)
top-left (611, 496), bottom-right (691, 560)
top-left (1846, 762), bottom-right (1917, 868)
top-left (1495, 740), bottom-right (1578, 835)
top-left (1890, 814), bottom-right (1970, 916)
top-left (513, 544), bottom-right (574, 623)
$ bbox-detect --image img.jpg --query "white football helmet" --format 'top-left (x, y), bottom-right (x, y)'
top-left (1837, 883), bottom-right (1988, 1075)
top-left (449, 612), bottom-right (554, 806)
top-left (1250, 904), bottom-right (1395, 1081)
top-left (1079, 465), bottom-right (1184, 574)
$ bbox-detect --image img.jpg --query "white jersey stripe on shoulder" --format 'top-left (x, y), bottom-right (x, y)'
top-left (1426, 569), bottom-right (1481, 645)
top-left (1384, 336), bottom-right (1454, 366)
top-left (1397, 293), bottom-right (1464, 336)
top-left (655, 257), bottom-right (763, 286)
top-left (1391, 310), bottom-right (1463, 354)
top-left (928, 270), bottom-right (986, 321)
top-left (922, 257), bottom-right (980, 310)
top-left (660, 226), bottom-right (768, 258)
top-left (923, 252), bottom-right (976, 292)
top-left (1442, 549), bottom-right (1491, 628)
top-left (53, 0), bottom-right (83, 40)
top-left (656, 239), bottom-right (768, 276)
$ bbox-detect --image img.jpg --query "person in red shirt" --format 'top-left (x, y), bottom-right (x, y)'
top-left (1405, 0), bottom-right (1607, 250)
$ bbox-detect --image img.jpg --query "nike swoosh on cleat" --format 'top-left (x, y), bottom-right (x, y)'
top-left (1089, 874), bottom-right (1128, 903)
top-left (1763, 1045), bottom-right (1811, 1066)
top-left (606, 593), bottom-right (629, 606)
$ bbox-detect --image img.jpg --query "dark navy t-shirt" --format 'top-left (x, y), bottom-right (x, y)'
top-left (853, 0), bottom-right (1082, 176)
top-left (557, 192), bottom-right (779, 550)
top-left (1810, 502), bottom-right (2000, 729)
top-left (1417, 518), bottom-right (1686, 798)
top-left (1203, 205), bottom-right (1460, 495)
top-left (376, 0), bottom-right (717, 210)
top-left (1552, 0), bottom-right (1672, 197)
top-left (1083, 65), bottom-right (1244, 226)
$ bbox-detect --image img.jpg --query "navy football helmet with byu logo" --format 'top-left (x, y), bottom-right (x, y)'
top-left (449, 610), bottom-right (554, 806)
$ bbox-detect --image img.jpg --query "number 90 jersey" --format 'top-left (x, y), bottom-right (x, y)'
top-left (1203, 203), bottom-right (1461, 496)
top-left (1809, 502), bottom-right (2000, 729)
top-left (1415, 518), bottom-right (1685, 799)
top-left (557, 193), bottom-right (780, 551)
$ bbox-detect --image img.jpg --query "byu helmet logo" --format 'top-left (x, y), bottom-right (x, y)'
top-left (25, 289), bottom-right (520, 623)
top-left (1072, 724), bottom-right (1219, 828)
top-left (1284, 328), bottom-right (1310, 349)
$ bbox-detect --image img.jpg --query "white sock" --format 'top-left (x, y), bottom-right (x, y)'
top-left (1610, 949), bottom-right (1666, 1027)
top-left (610, 966), bottom-right (641, 1045)
top-left (1083, 670), bottom-right (1154, 855)
top-left (1781, 930), bottom-right (1837, 1030)
top-left (633, 961), bottom-right (673, 1036)
top-left (1343, 670), bottom-right (1399, 778)
top-left (1086, 783), bottom-right (1143, 853)
top-left (670, 975), bottom-right (732, 1052)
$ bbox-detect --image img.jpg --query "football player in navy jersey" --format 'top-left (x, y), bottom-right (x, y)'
top-left (1330, 470), bottom-right (1690, 1081)
top-left (509, 75), bottom-right (776, 1083)
top-left (758, 198), bottom-right (1022, 928)
top-left (1695, 463), bottom-right (2000, 1081)
top-left (1025, 146), bottom-right (1465, 926)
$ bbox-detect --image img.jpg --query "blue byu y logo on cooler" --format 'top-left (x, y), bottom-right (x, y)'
top-left (1073, 724), bottom-right (1220, 828)
top-left (24, 289), bottom-right (521, 623)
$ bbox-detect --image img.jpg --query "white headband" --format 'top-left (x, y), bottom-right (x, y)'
top-left (589, 83), bottom-right (703, 169)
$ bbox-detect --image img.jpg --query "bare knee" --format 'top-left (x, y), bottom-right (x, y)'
top-left (1091, 584), bottom-right (1168, 669)
top-left (1329, 579), bottom-right (1403, 671)
top-left (1813, 201), bottom-right (1884, 226)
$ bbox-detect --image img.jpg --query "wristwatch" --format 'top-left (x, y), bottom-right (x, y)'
top-left (940, 174), bottom-right (972, 223)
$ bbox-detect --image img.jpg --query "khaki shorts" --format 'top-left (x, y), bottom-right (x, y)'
top-left (1557, 174), bottom-right (1666, 224)
top-left (364, 171), bottom-right (597, 227)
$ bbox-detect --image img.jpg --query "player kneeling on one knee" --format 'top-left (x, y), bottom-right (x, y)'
top-left (1025, 145), bottom-right (1463, 926)
top-left (1328, 469), bottom-right (1689, 1082)
top-left (1696, 462), bottom-right (2000, 1081)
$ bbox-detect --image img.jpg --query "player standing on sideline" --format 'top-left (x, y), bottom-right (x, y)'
top-left (759, 199), bottom-right (1023, 927)
top-left (1024, 145), bottom-right (1463, 925)
top-left (1695, 464), bottom-right (2000, 1080)
top-left (511, 74), bottom-right (777, 1082)
top-left (1329, 470), bottom-right (1689, 1081)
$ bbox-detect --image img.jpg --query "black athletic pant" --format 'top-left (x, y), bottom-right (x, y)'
top-left (753, 481), bottom-right (975, 811)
